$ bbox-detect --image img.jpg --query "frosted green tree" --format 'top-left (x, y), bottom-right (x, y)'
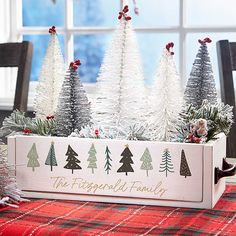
top-left (45, 141), bottom-right (57, 171)
top-left (184, 37), bottom-right (217, 108)
top-left (104, 146), bottom-right (112, 174)
top-left (87, 143), bottom-right (97, 174)
top-left (56, 60), bottom-right (92, 137)
top-left (159, 148), bottom-right (174, 177)
top-left (27, 143), bottom-right (40, 172)
top-left (140, 148), bottom-right (153, 177)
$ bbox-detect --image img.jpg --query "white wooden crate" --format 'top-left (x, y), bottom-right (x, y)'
top-left (7, 133), bottom-right (227, 209)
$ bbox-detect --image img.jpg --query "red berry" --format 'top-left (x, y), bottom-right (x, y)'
top-left (125, 16), bottom-right (131, 21)
top-left (95, 129), bottom-right (99, 137)
top-left (123, 8), bottom-right (129, 13)
top-left (73, 65), bottom-right (78, 71)
top-left (171, 52), bottom-right (174, 55)
top-left (170, 42), bottom-right (174, 47)
top-left (198, 39), bottom-right (204, 45)
top-left (69, 62), bottom-right (74, 67)
top-left (74, 59), bottom-right (81, 66)
top-left (118, 15), bottom-right (122, 20)
top-left (124, 5), bottom-right (128, 9)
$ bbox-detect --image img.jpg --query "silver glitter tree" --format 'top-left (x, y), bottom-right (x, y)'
top-left (56, 60), bottom-right (92, 137)
top-left (184, 37), bottom-right (218, 108)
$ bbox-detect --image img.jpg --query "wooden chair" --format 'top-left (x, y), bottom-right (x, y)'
top-left (216, 40), bottom-right (236, 158)
top-left (0, 41), bottom-right (33, 111)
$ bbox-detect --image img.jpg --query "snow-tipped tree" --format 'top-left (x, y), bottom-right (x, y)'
top-left (184, 37), bottom-right (218, 108)
top-left (34, 26), bottom-right (65, 119)
top-left (149, 42), bottom-right (183, 141)
top-left (56, 60), bottom-right (92, 137)
top-left (92, 5), bottom-right (147, 134)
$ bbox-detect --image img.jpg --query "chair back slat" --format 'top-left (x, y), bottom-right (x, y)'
top-left (217, 40), bottom-right (236, 158)
top-left (0, 41), bottom-right (33, 111)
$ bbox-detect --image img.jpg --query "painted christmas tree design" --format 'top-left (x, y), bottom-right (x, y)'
top-left (117, 145), bottom-right (134, 176)
top-left (140, 148), bottom-right (153, 177)
top-left (45, 141), bottom-right (57, 171)
top-left (27, 143), bottom-right (40, 172)
top-left (180, 149), bottom-right (192, 178)
top-left (159, 148), bottom-right (174, 177)
top-left (64, 145), bottom-right (82, 174)
top-left (104, 146), bottom-right (112, 174)
top-left (87, 143), bottom-right (97, 174)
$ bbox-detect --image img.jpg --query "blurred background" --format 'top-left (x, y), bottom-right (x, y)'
top-left (0, 0), bottom-right (236, 110)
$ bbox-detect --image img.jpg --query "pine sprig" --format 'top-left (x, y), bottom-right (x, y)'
top-left (0, 110), bottom-right (56, 137)
top-left (179, 100), bottom-right (234, 142)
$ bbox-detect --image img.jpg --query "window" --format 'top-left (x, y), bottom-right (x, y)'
top-left (1, 0), bottom-right (236, 109)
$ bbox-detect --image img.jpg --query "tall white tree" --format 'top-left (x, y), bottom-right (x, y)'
top-left (34, 26), bottom-right (65, 119)
top-left (92, 5), bottom-right (147, 135)
top-left (149, 43), bottom-right (183, 141)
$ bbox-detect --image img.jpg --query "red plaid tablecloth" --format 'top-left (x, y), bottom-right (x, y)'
top-left (0, 185), bottom-right (236, 236)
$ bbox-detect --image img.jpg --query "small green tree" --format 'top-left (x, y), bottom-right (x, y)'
top-left (159, 148), bottom-right (174, 177)
top-left (117, 145), bottom-right (134, 176)
top-left (140, 147), bottom-right (153, 177)
top-left (64, 145), bottom-right (82, 174)
top-left (180, 149), bottom-right (192, 178)
top-left (27, 143), bottom-right (40, 172)
top-left (104, 146), bottom-right (112, 174)
top-left (45, 141), bottom-right (57, 171)
top-left (87, 143), bottom-right (97, 174)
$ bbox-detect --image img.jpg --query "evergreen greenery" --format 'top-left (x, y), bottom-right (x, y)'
top-left (177, 100), bottom-right (234, 142)
top-left (0, 110), bottom-right (56, 137)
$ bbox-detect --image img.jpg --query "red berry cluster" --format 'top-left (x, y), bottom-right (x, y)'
top-left (49, 26), bottom-right (56, 34)
top-left (118, 5), bottom-right (132, 21)
top-left (198, 37), bottom-right (212, 45)
top-left (166, 42), bottom-right (174, 55)
top-left (69, 59), bottom-right (82, 71)
top-left (23, 128), bottom-right (32, 134)
top-left (95, 129), bottom-right (99, 138)
top-left (187, 133), bottom-right (202, 143)
top-left (46, 115), bottom-right (54, 120)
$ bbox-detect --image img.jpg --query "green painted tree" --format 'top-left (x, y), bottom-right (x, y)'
top-left (64, 145), bottom-right (82, 174)
top-left (180, 149), bottom-right (192, 178)
top-left (104, 146), bottom-right (112, 174)
top-left (159, 148), bottom-right (174, 177)
top-left (27, 143), bottom-right (40, 172)
top-left (117, 145), bottom-right (134, 176)
top-left (87, 143), bottom-right (97, 174)
top-left (140, 148), bottom-right (153, 177)
top-left (45, 141), bottom-right (57, 171)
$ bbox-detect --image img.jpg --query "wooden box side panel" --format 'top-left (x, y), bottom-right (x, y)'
top-left (13, 135), bottom-right (204, 203)
top-left (212, 133), bottom-right (226, 206)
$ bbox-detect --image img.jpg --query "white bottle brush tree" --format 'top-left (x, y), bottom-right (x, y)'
top-left (34, 26), bottom-right (65, 119)
top-left (56, 60), bottom-right (92, 137)
top-left (184, 37), bottom-right (218, 108)
top-left (92, 5), bottom-right (147, 135)
top-left (149, 43), bottom-right (183, 141)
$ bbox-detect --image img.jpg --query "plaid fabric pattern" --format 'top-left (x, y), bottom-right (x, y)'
top-left (0, 185), bottom-right (235, 236)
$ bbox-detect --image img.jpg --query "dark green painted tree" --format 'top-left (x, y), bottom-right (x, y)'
top-left (104, 146), bottom-right (112, 174)
top-left (45, 141), bottom-right (57, 171)
top-left (159, 148), bottom-right (174, 177)
top-left (117, 145), bottom-right (134, 176)
top-left (180, 149), bottom-right (192, 178)
top-left (64, 145), bottom-right (82, 174)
